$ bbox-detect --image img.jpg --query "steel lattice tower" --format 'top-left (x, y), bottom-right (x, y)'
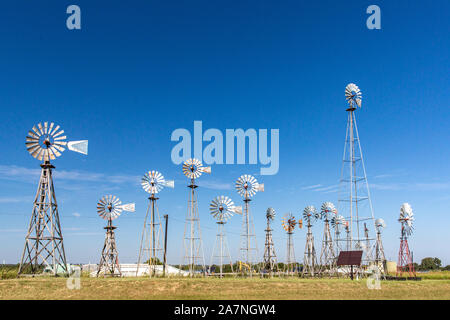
top-left (338, 83), bottom-right (377, 266)
top-left (19, 122), bottom-right (88, 276)
top-left (319, 203), bottom-right (337, 276)
top-left (282, 213), bottom-right (297, 276)
top-left (97, 220), bottom-right (121, 277)
top-left (19, 162), bottom-right (68, 276)
top-left (262, 208), bottom-right (277, 275)
top-left (137, 171), bottom-right (174, 277)
top-left (209, 196), bottom-right (240, 278)
top-left (181, 159), bottom-right (209, 277)
top-left (374, 218), bottom-right (386, 275)
top-left (235, 175), bottom-right (264, 276)
top-left (302, 206), bottom-right (319, 277)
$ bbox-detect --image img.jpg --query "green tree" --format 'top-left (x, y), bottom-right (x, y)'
top-left (419, 257), bottom-right (441, 271)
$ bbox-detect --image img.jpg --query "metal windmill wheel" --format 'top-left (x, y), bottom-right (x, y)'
top-left (141, 170), bottom-right (174, 194)
top-left (399, 203), bottom-right (414, 236)
top-left (320, 202), bottom-right (337, 220)
top-left (282, 213), bottom-right (296, 233)
top-left (375, 218), bottom-right (386, 231)
top-left (303, 206), bottom-right (319, 225)
top-left (210, 196), bottom-right (241, 222)
top-left (331, 215), bottom-right (345, 229)
top-left (266, 207), bottom-right (276, 220)
top-left (26, 122), bottom-right (88, 161)
top-left (97, 195), bottom-right (135, 221)
top-left (182, 158), bottom-right (211, 179)
top-left (235, 174), bottom-right (264, 197)
top-left (345, 83), bottom-right (362, 108)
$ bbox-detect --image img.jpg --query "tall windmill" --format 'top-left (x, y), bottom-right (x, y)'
top-left (96, 195), bottom-right (135, 277)
top-left (374, 218), bottom-right (386, 274)
top-left (338, 83), bottom-right (377, 265)
top-left (235, 174), bottom-right (264, 276)
top-left (319, 202), bottom-right (337, 276)
top-left (209, 196), bottom-right (241, 278)
top-left (281, 213), bottom-right (297, 275)
top-left (137, 170), bottom-right (174, 277)
top-left (397, 203), bottom-right (416, 277)
top-left (181, 158), bottom-right (210, 277)
top-left (19, 122), bottom-right (88, 276)
top-left (331, 214), bottom-right (345, 256)
top-left (302, 206), bottom-right (319, 277)
top-left (263, 207), bottom-right (277, 276)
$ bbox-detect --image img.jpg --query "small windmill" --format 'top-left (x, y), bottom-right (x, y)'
top-left (282, 213), bottom-right (297, 275)
top-left (302, 206), bottom-right (319, 277)
top-left (344, 221), bottom-right (351, 250)
top-left (19, 122), bottom-right (88, 276)
top-left (397, 203), bottom-right (416, 277)
top-left (209, 196), bottom-right (241, 278)
top-left (137, 171), bottom-right (174, 277)
top-left (319, 202), bottom-right (337, 276)
top-left (96, 195), bottom-right (135, 277)
top-left (235, 174), bottom-right (264, 276)
top-left (263, 208), bottom-right (278, 276)
top-left (181, 158), bottom-right (210, 277)
top-left (331, 214), bottom-right (345, 256)
top-left (374, 218), bottom-right (386, 275)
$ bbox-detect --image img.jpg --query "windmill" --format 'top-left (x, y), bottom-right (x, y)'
top-left (235, 174), bottom-right (264, 276)
top-left (331, 214), bottom-right (345, 256)
top-left (19, 122), bottom-right (88, 276)
top-left (397, 203), bottom-right (416, 277)
top-left (137, 170), bottom-right (174, 277)
top-left (181, 158), bottom-right (210, 277)
top-left (319, 202), bottom-right (337, 276)
top-left (281, 213), bottom-right (297, 275)
top-left (374, 218), bottom-right (386, 275)
top-left (302, 206), bottom-right (319, 277)
top-left (96, 195), bottom-right (135, 277)
top-left (262, 207), bottom-right (278, 276)
top-left (209, 196), bottom-right (241, 278)
top-left (338, 83), bottom-right (377, 266)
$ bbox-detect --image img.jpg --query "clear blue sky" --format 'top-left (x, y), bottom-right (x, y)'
top-left (0, 1), bottom-right (449, 266)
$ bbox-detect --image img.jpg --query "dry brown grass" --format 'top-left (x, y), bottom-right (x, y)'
top-left (0, 277), bottom-right (449, 300)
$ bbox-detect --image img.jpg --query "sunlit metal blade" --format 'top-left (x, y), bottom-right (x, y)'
top-left (233, 206), bottom-right (242, 215)
top-left (257, 183), bottom-right (264, 192)
top-left (37, 123), bottom-right (44, 135)
top-left (32, 125), bottom-right (41, 137)
top-left (67, 140), bottom-right (88, 155)
top-left (53, 129), bottom-right (65, 138)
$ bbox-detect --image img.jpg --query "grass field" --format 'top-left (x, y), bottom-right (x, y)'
top-left (0, 277), bottom-right (449, 300)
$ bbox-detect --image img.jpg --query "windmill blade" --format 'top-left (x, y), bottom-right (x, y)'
top-left (118, 203), bottom-right (135, 212)
top-left (257, 183), bottom-right (264, 192)
top-left (67, 140), bottom-right (88, 155)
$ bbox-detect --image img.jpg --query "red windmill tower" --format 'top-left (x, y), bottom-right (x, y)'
top-left (397, 203), bottom-right (416, 277)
